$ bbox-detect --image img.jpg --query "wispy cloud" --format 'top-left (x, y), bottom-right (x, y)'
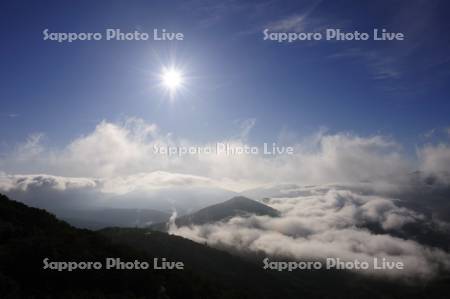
top-left (182, 0), bottom-right (273, 28)
top-left (234, 118), bottom-right (256, 140)
top-left (328, 48), bottom-right (402, 80)
top-left (264, 0), bottom-right (323, 32)
top-left (0, 113), bottom-right (19, 118)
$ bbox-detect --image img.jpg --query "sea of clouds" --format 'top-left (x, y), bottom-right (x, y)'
top-left (1, 118), bottom-right (450, 279)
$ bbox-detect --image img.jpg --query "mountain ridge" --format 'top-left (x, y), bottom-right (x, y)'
top-left (153, 196), bottom-right (280, 230)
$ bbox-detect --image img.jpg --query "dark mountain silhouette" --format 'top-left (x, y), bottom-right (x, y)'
top-left (0, 193), bottom-right (278, 298)
top-left (153, 196), bottom-right (279, 230)
top-left (1, 193), bottom-right (450, 298)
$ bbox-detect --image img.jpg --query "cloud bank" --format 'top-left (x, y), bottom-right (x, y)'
top-left (0, 172), bottom-right (236, 213)
top-left (169, 186), bottom-right (450, 279)
top-left (2, 117), bottom-right (450, 189)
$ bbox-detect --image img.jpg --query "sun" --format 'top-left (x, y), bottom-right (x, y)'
top-left (154, 61), bottom-right (189, 100)
top-left (161, 67), bottom-right (183, 91)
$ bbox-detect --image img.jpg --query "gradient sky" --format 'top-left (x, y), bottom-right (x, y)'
top-left (1, 0), bottom-right (450, 153)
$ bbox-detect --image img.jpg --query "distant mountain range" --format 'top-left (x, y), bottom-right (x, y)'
top-left (60, 208), bottom-right (171, 229)
top-left (58, 196), bottom-right (278, 231)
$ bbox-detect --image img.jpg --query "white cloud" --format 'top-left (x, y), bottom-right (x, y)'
top-left (0, 118), bottom-right (417, 189)
top-left (418, 143), bottom-right (450, 182)
top-left (1, 117), bottom-right (450, 196)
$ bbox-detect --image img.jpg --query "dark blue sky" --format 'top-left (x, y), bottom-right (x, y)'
top-left (1, 0), bottom-right (450, 151)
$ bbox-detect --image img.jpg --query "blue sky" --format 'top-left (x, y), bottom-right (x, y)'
top-left (1, 0), bottom-right (450, 152)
